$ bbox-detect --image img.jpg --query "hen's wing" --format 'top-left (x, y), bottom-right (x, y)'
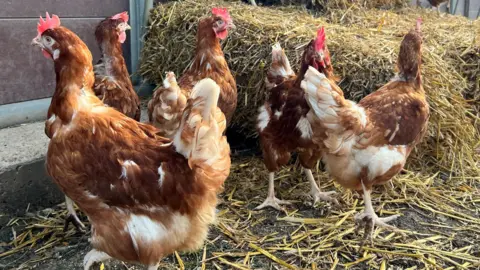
top-left (94, 77), bottom-right (141, 121)
top-left (357, 81), bottom-right (429, 148)
top-left (46, 109), bottom-right (191, 212)
top-left (266, 43), bottom-right (296, 90)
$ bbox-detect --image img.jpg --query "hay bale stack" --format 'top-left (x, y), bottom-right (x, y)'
top-left (231, 0), bottom-right (409, 11)
top-left (139, 0), bottom-right (479, 176)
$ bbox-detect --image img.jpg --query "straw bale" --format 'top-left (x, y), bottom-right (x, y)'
top-left (139, 0), bottom-right (480, 176)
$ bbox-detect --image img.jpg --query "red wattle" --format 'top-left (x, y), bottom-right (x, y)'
top-left (216, 30), bottom-right (228, 40)
top-left (119, 31), bottom-right (127, 43)
top-left (42, 49), bottom-right (52, 59)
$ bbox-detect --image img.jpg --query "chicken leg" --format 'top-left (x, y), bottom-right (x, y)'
top-left (255, 172), bottom-right (291, 211)
top-left (354, 182), bottom-right (400, 240)
top-left (304, 168), bottom-right (338, 206)
top-left (64, 196), bottom-right (86, 232)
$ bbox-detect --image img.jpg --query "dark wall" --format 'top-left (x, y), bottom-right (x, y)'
top-left (0, 0), bottom-right (130, 106)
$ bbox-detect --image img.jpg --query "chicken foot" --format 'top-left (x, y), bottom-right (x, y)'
top-left (83, 249), bottom-right (111, 270)
top-left (304, 168), bottom-right (339, 206)
top-left (64, 196), bottom-right (86, 232)
top-left (354, 182), bottom-right (400, 242)
top-left (255, 172), bottom-right (291, 211)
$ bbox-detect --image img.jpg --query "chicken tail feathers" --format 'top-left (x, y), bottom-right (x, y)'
top-left (173, 79), bottom-right (230, 189)
top-left (301, 66), bottom-right (367, 153)
top-left (147, 72), bottom-right (187, 138)
top-left (190, 78), bottom-right (221, 123)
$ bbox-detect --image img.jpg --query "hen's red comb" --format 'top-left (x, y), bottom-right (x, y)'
top-left (37, 12), bottom-right (60, 37)
top-left (416, 17), bottom-right (422, 32)
top-left (212, 7), bottom-right (231, 22)
top-left (315, 27), bottom-right (326, 51)
top-left (112, 11), bottom-right (129, 22)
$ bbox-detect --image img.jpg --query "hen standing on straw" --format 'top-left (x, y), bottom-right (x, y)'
top-left (300, 18), bottom-right (429, 241)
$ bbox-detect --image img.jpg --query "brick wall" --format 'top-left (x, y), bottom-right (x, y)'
top-left (0, 0), bottom-right (130, 105)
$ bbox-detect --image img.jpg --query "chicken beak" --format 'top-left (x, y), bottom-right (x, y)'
top-left (228, 21), bottom-right (236, 30)
top-left (125, 23), bottom-right (131, 31)
top-left (31, 36), bottom-right (41, 46)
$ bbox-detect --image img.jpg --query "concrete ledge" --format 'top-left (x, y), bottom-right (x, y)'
top-left (0, 98), bottom-right (51, 129)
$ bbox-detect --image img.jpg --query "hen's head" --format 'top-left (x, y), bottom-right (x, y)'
top-left (302, 27), bottom-right (332, 71)
top-left (312, 27), bottom-right (331, 70)
top-left (95, 11), bottom-right (131, 45)
top-left (210, 7), bottom-right (235, 40)
top-left (31, 12), bottom-right (91, 63)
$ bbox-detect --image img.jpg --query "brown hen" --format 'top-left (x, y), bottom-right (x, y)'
top-left (32, 13), bottom-right (230, 269)
top-left (61, 11), bottom-right (142, 233)
top-left (301, 19), bottom-right (428, 240)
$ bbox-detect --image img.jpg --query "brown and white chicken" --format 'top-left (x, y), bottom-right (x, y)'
top-left (256, 28), bottom-right (339, 211)
top-left (32, 13), bottom-right (230, 269)
top-left (301, 19), bottom-right (428, 239)
top-left (148, 7), bottom-right (237, 138)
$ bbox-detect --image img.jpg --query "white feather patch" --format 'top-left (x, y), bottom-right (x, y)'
top-left (274, 110), bottom-right (282, 118)
top-left (296, 117), bottom-right (312, 139)
top-left (157, 164), bottom-right (165, 187)
top-left (126, 214), bottom-right (167, 248)
top-left (257, 105), bottom-right (270, 132)
top-left (119, 160), bottom-right (138, 179)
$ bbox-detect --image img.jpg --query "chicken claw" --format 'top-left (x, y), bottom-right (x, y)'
top-left (64, 214), bottom-right (86, 233)
top-left (354, 211), bottom-right (400, 241)
top-left (304, 168), bottom-right (339, 206)
top-left (354, 182), bottom-right (400, 244)
top-left (255, 172), bottom-right (291, 211)
top-left (83, 249), bottom-right (110, 270)
top-left (310, 188), bottom-right (339, 206)
top-left (255, 195), bottom-right (291, 211)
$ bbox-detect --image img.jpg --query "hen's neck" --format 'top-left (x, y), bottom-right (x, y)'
top-left (100, 41), bottom-right (129, 79)
top-left (189, 30), bottom-right (228, 75)
top-left (50, 57), bottom-right (98, 121)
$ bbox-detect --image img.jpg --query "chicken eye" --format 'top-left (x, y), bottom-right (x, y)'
top-left (45, 36), bottom-right (53, 44)
top-left (217, 20), bottom-right (225, 26)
